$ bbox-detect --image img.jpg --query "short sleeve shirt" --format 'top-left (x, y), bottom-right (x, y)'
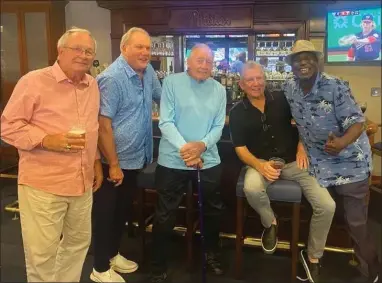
top-left (229, 90), bottom-right (299, 163)
top-left (283, 72), bottom-right (372, 187)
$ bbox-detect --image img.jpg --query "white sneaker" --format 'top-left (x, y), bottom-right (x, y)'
top-left (110, 253), bottom-right (139, 274)
top-left (90, 268), bottom-right (125, 282)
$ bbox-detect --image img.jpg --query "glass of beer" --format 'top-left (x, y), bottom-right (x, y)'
top-left (269, 157), bottom-right (285, 170)
top-left (69, 124), bottom-right (86, 138)
top-left (68, 124), bottom-right (86, 150)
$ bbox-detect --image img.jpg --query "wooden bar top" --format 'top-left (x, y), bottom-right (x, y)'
top-left (152, 115), bottom-right (230, 125)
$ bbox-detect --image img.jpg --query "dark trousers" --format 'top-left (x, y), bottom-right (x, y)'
top-left (330, 178), bottom-right (380, 278)
top-left (92, 163), bottom-right (139, 272)
top-left (151, 164), bottom-right (224, 274)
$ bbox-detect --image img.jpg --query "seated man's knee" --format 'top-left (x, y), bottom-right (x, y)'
top-left (243, 184), bottom-right (265, 197)
top-left (315, 197), bottom-right (336, 217)
top-left (243, 171), bottom-right (265, 196)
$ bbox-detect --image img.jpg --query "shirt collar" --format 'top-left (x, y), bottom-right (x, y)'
top-left (52, 61), bottom-right (90, 86)
top-left (118, 55), bottom-right (145, 79)
top-left (242, 90), bottom-right (273, 110)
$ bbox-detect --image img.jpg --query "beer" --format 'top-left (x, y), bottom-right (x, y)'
top-left (271, 161), bottom-right (284, 169)
top-left (269, 157), bottom-right (285, 170)
top-left (68, 125), bottom-right (86, 149)
top-left (68, 128), bottom-right (86, 138)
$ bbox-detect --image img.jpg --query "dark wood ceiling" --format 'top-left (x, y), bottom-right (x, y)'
top-left (97, 0), bottom-right (337, 9)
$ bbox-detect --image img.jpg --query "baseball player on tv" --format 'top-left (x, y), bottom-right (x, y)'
top-left (347, 14), bottom-right (381, 61)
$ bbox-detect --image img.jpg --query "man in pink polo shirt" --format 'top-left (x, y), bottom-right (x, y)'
top-left (1, 27), bottom-right (102, 282)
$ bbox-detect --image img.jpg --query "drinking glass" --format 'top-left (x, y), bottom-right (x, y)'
top-left (359, 101), bottom-right (367, 113)
top-left (69, 123), bottom-right (86, 138)
top-left (269, 157), bottom-right (285, 170)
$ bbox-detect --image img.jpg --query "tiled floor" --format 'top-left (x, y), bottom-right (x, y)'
top-left (1, 182), bottom-right (381, 283)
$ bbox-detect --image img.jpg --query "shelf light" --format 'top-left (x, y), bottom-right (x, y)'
top-left (283, 33), bottom-right (295, 37)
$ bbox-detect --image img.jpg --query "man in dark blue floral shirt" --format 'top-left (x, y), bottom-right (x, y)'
top-left (284, 40), bottom-right (380, 283)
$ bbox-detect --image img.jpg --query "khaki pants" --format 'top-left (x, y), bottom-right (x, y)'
top-left (18, 184), bottom-right (92, 282)
top-left (243, 161), bottom-right (336, 259)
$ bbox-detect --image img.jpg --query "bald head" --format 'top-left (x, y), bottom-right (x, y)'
top-left (187, 44), bottom-right (214, 81)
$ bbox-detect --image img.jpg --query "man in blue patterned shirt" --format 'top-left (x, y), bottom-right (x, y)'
top-left (91, 27), bottom-right (161, 283)
top-left (284, 40), bottom-right (380, 283)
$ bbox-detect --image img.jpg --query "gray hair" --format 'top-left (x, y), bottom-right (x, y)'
top-left (240, 60), bottom-right (265, 79)
top-left (120, 27), bottom-right (150, 51)
top-left (189, 43), bottom-right (214, 58)
top-left (57, 26), bottom-right (97, 52)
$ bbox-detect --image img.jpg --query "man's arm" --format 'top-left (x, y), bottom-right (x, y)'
top-left (158, 77), bottom-right (187, 150)
top-left (338, 122), bottom-right (364, 146)
top-left (200, 86), bottom-right (227, 150)
top-left (97, 76), bottom-right (121, 165)
top-left (1, 75), bottom-right (47, 150)
top-left (325, 81), bottom-right (365, 155)
top-left (347, 46), bottom-right (355, 61)
top-left (97, 75), bottom-right (125, 185)
top-left (98, 116), bottom-right (119, 166)
top-left (356, 35), bottom-right (379, 44)
top-left (334, 82), bottom-right (365, 144)
top-left (235, 146), bottom-right (262, 170)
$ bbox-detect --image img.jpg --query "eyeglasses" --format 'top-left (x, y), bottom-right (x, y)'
top-left (64, 46), bottom-right (95, 57)
top-left (261, 113), bottom-right (270, 132)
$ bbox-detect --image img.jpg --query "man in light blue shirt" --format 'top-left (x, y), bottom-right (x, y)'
top-left (91, 27), bottom-right (161, 283)
top-left (150, 44), bottom-right (226, 283)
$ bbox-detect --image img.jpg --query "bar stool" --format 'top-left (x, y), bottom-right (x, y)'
top-left (136, 161), bottom-right (195, 268)
top-left (235, 167), bottom-right (302, 282)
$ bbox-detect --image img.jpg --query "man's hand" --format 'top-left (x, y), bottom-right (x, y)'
top-left (93, 159), bottom-right (103, 192)
top-left (185, 157), bottom-right (204, 169)
top-left (42, 133), bottom-right (85, 152)
top-left (108, 164), bottom-right (124, 187)
top-left (296, 143), bottom-right (309, 170)
top-left (256, 161), bottom-right (280, 182)
top-left (324, 132), bottom-right (346, 156)
top-left (180, 141), bottom-right (206, 162)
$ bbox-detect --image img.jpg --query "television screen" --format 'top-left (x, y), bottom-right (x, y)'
top-left (185, 47), bottom-right (225, 62)
top-left (326, 6), bottom-right (381, 63)
top-left (228, 47), bottom-right (247, 63)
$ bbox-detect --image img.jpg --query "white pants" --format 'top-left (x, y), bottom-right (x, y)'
top-left (18, 184), bottom-right (92, 282)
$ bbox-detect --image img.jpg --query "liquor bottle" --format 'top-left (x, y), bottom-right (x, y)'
top-left (220, 71), bottom-right (227, 87)
top-left (226, 72), bottom-right (234, 104)
top-left (232, 73), bottom-right (241, 102)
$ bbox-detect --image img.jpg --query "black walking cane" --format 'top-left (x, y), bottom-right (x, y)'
top-left (196, 164), bottom-right (207, 283)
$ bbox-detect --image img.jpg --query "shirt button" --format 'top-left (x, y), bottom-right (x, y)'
top-left (272, 136), bottom-right (275, 139)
